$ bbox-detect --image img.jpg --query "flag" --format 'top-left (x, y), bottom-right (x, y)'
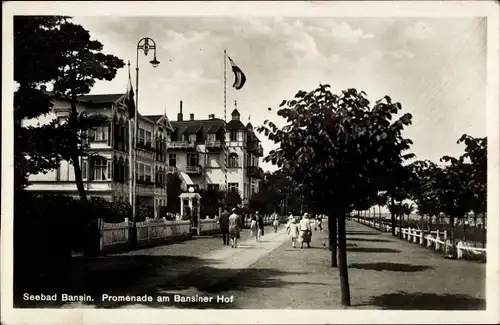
top-left (227, 56), bottom-right (246, 90)
top-left (126, 63), bottom-right (136, 118)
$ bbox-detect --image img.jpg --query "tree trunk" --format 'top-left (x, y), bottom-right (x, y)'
top-left (378, 205), bottom-right (382, 231)
top-left (463, 214), bottom-right (467, 242)
top-left (481, 212), bottom-right (486, 248)
top-left (399, 203), bottom-right (403, 239)
top-left (449, 215), bottom-right (456, 257)
top-left (390, 197), bottom-right (396, 236)
top-left (69, 95), bottom-right (87, 202)
top-left (337, 215), bottom-right (351, 306)
top-left (329, 214), bottom-right (338, 267)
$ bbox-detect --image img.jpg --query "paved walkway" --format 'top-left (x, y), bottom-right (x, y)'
top-left (15, 220), bottom-right (486, 310)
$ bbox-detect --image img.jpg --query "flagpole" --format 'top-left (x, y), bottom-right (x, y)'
top-left (223, 49), bottom-right (228, 192)
top-left (128, 61), bottom-right (134, 208)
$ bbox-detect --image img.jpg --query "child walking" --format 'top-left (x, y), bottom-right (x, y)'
top-left (286, 216), bottom-right (300, 248)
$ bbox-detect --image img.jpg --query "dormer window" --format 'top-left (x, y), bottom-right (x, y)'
top-left (207, 133), bottom-right (216, 141)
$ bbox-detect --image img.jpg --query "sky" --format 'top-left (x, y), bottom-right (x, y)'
top-left (71, 15), bottom-right (487, 172)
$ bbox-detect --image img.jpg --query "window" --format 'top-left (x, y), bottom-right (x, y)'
top-left (207, 133), bottom-right (216, 141)
top-left (138, 162), bottom-right (144, 182)
top-left (187, 153), bottom-right (198, 167)
top-left (228, 183), bottom-right (239, 193)
top-left (169, 154), bottom-right (177, 167)
top-left (188, 134), bottom-right (196, 143)
top-left (228, 153), bottom-right (239, 168)
top-left (93, 126), bottom-right (108, 141)
top-left (207, 184), bottom-right (220, 191)
top-left (145, 130), bottom-right (152, 146)
top-left (246, 154), bottom-right (251, 167)
top-left (91, 157), bottom-right (107, 181)
top-left (139, 128), bottom-right (145, 144)
top-left (81, 160), bottom-right (88, 180)
top-left (230, 130), bottom-right (238, 141)
top-left (107, 160), bottom-right (112, 180)
top-left (145, 165), bottom-right (151, 182)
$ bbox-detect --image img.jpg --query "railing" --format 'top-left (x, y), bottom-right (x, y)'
top-left (167, 141), bottom-right (196, 149)
top-left (136, 141), bottom-right (156, 152)
top-left (205, 140), bottom-right (222, 148)
top-left (247, 166), bottom-right (264, 178)
top-left (166, 166), bottom-right (177, 173)
top-left (186, 165), bottom-right (201, 174)
top-left (100, 214), bottom-right (285, 251)
top-left (348, 216), bottom-right (487, 261)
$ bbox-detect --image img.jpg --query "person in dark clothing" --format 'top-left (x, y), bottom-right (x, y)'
top-left (256, 211), bottom-right (264, 241)
top-left (219, 208), bottom-right (231, 245)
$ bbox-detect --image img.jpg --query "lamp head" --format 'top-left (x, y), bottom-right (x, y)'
top-left (150, 55), bottom-right (160, 68)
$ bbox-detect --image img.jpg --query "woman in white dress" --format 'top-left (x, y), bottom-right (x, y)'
top-left (298, 213), bottom-right (312, 248)
top-left (286, 217), bottom-right (300, 248)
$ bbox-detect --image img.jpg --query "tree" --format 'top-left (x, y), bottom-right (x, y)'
top-left (257, 86), bottom-right (414, 306)
top-left (438, 155), bottom-right (472, 258)
top-left (199, 188), bottom-right (224, 218)
top-left (50, 20), bottom-right (125, 202)
top-left (166, 173), bottom-right (183, 213)
top-left (14, 16), bottom-right (71, 190)
top-left (223, 190), bottom-right (242, 208)
top-left (408, 160), bottom-right (442, 231)
top-left (458, 135), bottom-right (487, 228)
top-left (373, 192), bottom-right (387, 230)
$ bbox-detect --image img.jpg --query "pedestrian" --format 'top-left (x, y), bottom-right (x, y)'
top-left (286, 216), bottom-right (300, 248)
top-left (256, 211), bottom-right (264, 242)
top-left (272, 211), bottom-right (280, 233)
top-left (250, 213), bottom-right (258, 239)
top-left (228, 208), bottom-right (241, 248)
top-left (299, 213), bottom-right (312, 248)
top-left (317, 214), bottom-right (323, 232)
top-left (218, 207), bottom-right (231, 246)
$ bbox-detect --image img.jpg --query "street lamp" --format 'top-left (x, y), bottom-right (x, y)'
top-left (131, 37), bottom-right (160, 247)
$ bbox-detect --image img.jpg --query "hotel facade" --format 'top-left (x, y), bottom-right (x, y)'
top-left (24, 92), bottom-right (264, 210)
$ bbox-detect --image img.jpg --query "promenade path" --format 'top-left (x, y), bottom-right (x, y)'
top-left (16, 220), bottom-right (485, 310)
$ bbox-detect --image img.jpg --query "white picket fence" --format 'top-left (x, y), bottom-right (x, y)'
top-left (100, 217), bottom-right (219, 251)
top-left (349, 216), bottom-right (486, 261)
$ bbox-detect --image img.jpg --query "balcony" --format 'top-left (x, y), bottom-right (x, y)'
top-left (166, 166), bottom-right (177, 174)
top-left (186, 165), bottom-right (201, 174)
top-left (167, 141), bottom-right (196, 150)
top-left (205, 140), bottom-right (222, 150)
top-left (247, 166), bottom-right (263, 179)
top-left (247, 142), bottom-right (264, 157)
top-left (136, 141), bottom-right (156, 153)
top-left (136, 178), bottom-right (155, 186)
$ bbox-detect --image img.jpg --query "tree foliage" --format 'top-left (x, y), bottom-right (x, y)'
top-left (257, 85), bottom-right (414, 306)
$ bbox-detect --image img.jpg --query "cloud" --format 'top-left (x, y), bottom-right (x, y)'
top-left (402, 21), bottom-right (433, 42)
top-left (389, 48), bottom-right (415, 59)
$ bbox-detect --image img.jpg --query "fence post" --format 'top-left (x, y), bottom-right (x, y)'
top-left (147, 219), bottom-right (152, 245)
top-left (443, 230), bottom-right (448, 255)
top-left (99, 218), bottom-right (104, 252)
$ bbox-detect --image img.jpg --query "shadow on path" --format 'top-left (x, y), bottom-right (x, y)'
top-left (365, 292), bottom-right (486, 310)
top-left (346, 231), bottom-right (382, 236)
top-left (349, 262), bottom-right (433, 272)
top-left (14, 254), bottom-right (216, 308)
top-left (348, 238), bottom-right (394, 243)
top-left (347, 247), bottom-right (401, 253)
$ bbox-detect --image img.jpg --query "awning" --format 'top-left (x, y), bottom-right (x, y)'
top-left (179, 172), bottom-right (194, 186)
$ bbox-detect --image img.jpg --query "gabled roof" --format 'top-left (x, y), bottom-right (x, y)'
top-left (226, 119), bottom-right (246, 130)
top-left (77, 94), bottom-right (124, 104)
top-left (143, 114), bottom-right (174, 131)
top-left (170, 118), bottom-right (225, 134)
top-left (183, 125), bottom-right (202, 134)
top-left (207, 125), bottom-right (222, 133)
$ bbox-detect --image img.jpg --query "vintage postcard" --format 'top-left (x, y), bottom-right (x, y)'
top-left (2, 1), bottom-right (499, 324)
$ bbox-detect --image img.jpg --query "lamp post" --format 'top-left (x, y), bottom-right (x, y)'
top-left (131, 37), bottom-right (160, 247)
